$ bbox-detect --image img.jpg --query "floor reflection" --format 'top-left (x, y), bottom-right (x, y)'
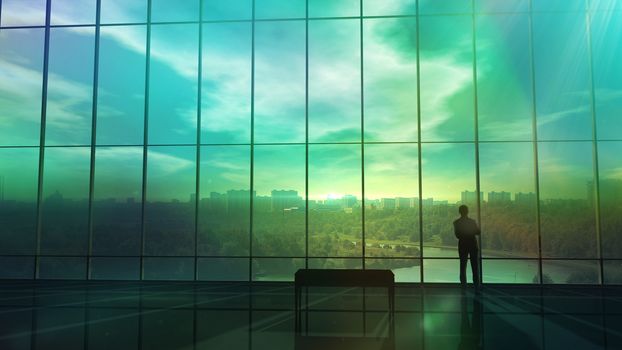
top-left (0, 282), bottom-right (619, 349)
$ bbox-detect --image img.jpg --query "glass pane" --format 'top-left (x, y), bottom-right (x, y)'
top-left (253, 146), bottom-right (305, 257)
top-left (598, 141), bottom-right (622, 258)
top-left (1, 0), bottom-right (47, 26)
top-left (532, 0), bottom-right (586, 12)
top-left (590, 0), bottom-right (622, 10)
top-left (541, 260), bottom-right (599, 284)
top-left (143, 257), bottom-right (194, 280)
top-left (149, 24), bottom-right (198, 145)
top-left (604, 261), bottom-right (622, 285)
top-left (366, 259), bottom-right (421, 283)
top-left (46, 27), bottom-right (95, 146)
top-left (0, 257), bottom-right (34, 279)
top-left (254, 21), bottom-right (305, 143)
top-left (479, 143), bottom-right (538, 257)
top-left (308, 258), bottom-right (362, 269)
top-left (421, 143), bottom-right (476, 258)
top-left (40, 147), bottom-right (90, 255)
top-left (309, 144), bottom-right (362, 257)
top-left (152, 0), bottom-right (200, 22)
top-left (51, 0), bottom-right (96, 25)
top-left (198, 146), bottom-right (250, 256)
top-left (97, 25), bottom-right (146, 145)
top-left (309, 19), bottom-right (361, 142)
top-left (198, 258), bottom-right (249, 281)
top-left (0, 28), bottom-right (44, 146)
top-left (144, 146), bottom-right (196, 256)
top-left (252, 258), bottom-right (305, 281)
top-left (363, 0), bottom-right (416, 16)
top-left (591, 11), bottom-right (622, 140)
top-left (256, 0), bottom-right (305, 19)
top-left (309, 0), bottom-right (359, 18)
top-left (423, 259), bottom-right (462, 283)
top-left (419, 0), bottom-right (472, 14)
top-left (92, 147), bottom-right (143, 256)
top-left (538, 142), bottom-right (597, 258)
top-left (0, 148), bottom-right (39, 255)
top-left (533, 13), bottom-right (592, 140)
top-left (420, 16), bottom-right (474, 142)
top-left (90, 257), bottom-right (140, 280)
top-left (475, 0), bottom-right (528, 13)
top-left (476, 14), bottom-right (532, 141)
top-left (203, 0), bottom-right (252, 21)
top-left (482, 259), bottom-right (539, 284)
top-left (201, 22), bottom-right (251, 144)
top-left (38, 257), bottom-right (86, 279)
top-left (363, 18), bottom-right (418, 142)
top-left (101, 0), bottom-right (148, 24)
top-left (364, 144), bottom-right (419, 258)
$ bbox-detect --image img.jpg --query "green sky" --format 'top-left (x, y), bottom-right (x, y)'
top-left (0, 0), bottom-right (621, 203)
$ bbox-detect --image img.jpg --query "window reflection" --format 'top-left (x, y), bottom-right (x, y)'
top-left (364, 144), bottom-right (419, 259)
top-left (1, 0), bottom-right (47, 26)
top-left (46, 27), bottom-right (95, 146)
top-left (0, 148), bottom-right (39, 255)
top-left (533, 13), bottom-right (592, 141)
top-left (419, 16), bottom-right (474, 142)
top-left (144, 146), bottom-right (196, 256)
top-left (0, 29), bottom-right (44, 146)
top-left (476, 14), bottom-right (532, 141)
top-left (201, 22), bottom-right (251, 144)
top-left (254, 21), bottom-right (305, 143)
top-left (363, 18), bottom-right (418, 142)
top-left (149, 24), bottom-right (198, 145)
top-left (421, 143), bottom-right (476, 258)
top-left (97, 25), bottom-right (146, 145)
top-left (479, 143), bottom-right (538, 257)
top-left (253, 145), bottom-right (305, 257)
top-left (92, 147), bottom-right (143, 256)
top-left (309, 145), bottom-right (362, 257)
top-left (309, 19), bottom-right (361, 143)
top-left (40, 147), bottom-right (91, 255)
top-left (198, 146), bottom-right (250, 256)
top-left (598, 141), bottom-right (622, 259)
top-left (538, 142), bottom-right (597, 259)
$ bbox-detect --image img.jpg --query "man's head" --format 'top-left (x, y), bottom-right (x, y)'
top-left (458, 205), bottom-right (469, 217)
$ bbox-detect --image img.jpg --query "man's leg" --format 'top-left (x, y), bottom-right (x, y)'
top-left (459, 245), bottom-right (468, 285)
top-left (470, 248), bottom-right (480, 286)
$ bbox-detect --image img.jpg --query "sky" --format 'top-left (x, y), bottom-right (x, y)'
top-left (0, 0), bottom-right (621, 202)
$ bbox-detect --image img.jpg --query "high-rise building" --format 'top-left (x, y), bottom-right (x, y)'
top-left (488, 191), bottom-right (511, 204)
top-left (380, 198), bottom-right (396, 210)
top-left (271, 190), bottom-right (301, 212)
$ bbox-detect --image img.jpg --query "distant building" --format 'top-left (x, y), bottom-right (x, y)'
top-left (396, 197), bottom-right (413, 209)
top-left (409, 197), bottom-right (420, 208)
top-left (461, 191), bottom-right (481, 207)
top-left (588, 179), bottom-right (622, 205)
top-left (421, 198), bottom-right (434, 207)
top-left (255, 195), bottom-right (271, 212)
top-left (226, 190), bottom-right (255, 214)
top-left (380, 198), bottom-right (396, 210)
top-left (515, 192), bottom-right (536, 205)
top-left (488, 191), bottom-right (511, 204)
top-left (271, 190), bottom-right (301, 212)
top-left (342, 195), bottom-right (357, 208)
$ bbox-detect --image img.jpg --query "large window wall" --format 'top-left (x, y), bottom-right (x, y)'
top-left (0, 0), bottom-right (620, 284)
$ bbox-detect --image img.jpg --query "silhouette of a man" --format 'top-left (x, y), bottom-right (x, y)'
top-left (453, 205), bottom-right (480, 287)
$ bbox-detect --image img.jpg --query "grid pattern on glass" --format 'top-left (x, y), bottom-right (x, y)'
top-left (0, 0), bottom-right (619, 283)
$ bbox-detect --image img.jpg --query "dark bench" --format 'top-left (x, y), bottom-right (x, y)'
top-left (294, 269), bottom-right (395, 334)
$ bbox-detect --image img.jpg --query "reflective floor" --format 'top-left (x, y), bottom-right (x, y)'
top-left (0, 281), bottom-right (620, 350)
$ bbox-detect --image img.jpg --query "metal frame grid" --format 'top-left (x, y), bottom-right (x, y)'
top-left (0, 0), bottom-right (618, 284)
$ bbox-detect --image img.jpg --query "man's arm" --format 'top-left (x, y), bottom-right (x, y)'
top-left (453, 221), bottom-right (461, 239)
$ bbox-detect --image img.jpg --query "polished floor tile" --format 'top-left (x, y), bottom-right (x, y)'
top-left (0, 282), bottom-right (619, 350)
